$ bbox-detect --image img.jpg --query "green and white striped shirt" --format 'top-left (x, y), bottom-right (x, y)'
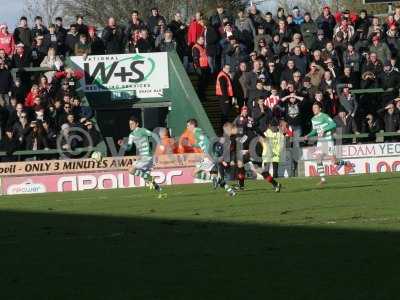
top-left (307, 112), bottom-right (337, 142)
top-left (126, 127), bottom-right (153, 157)
top-left (193, 127), bottom-right (211, 155)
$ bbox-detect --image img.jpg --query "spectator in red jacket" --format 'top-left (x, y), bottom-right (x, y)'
top-left (0, 24), bottom-right (15, 57)
top-left (335, 9), bottom-right (358, 25)
top-left (25, 84), bottom-right (39, 107)
top-left (187, 12), bottom-right (204, 47)
top-left (54, 67), bottom-right (83, 82)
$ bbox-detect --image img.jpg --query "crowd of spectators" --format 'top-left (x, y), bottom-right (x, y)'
top-left (203, 4), bottom-right (400, 143)
top-left (0, 16), bottom-right (103, 161)
top-left (1, 3), bottom-right (400, 161)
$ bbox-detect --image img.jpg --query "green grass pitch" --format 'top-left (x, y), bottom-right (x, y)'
top-left (0, 173), bottom-right (399, 300)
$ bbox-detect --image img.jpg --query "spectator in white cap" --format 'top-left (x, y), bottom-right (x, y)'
top-left (12, 43), bottom-right (32, 69)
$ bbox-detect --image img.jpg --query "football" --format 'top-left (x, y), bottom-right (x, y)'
top-left (91, 151), bottom-right (103, 162)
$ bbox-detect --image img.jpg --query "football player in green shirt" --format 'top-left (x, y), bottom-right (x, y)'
top-left (118, 116), bottom-right (165, 197)
top-left (304, 102), bottom-right (349, 185)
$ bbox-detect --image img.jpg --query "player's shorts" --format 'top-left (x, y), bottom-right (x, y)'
top-left (196, 157), bottom-right (216, 172)
top-left (315, 140), bottom-right (335, 157)
top-left (134, 156), bottom-right (154, 172)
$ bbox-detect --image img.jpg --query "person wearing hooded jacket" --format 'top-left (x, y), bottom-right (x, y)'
top-left (0, 24), bottom-right (15, 57)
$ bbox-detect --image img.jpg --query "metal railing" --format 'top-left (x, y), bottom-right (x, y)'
top-left (10, 67), bottom-right (54, 81)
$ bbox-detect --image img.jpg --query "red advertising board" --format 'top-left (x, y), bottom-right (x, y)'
top-left (1, 167), bottom-right (197, 195)
top-left (304, 157), bottom-right (400, 177)
top-left (0, 154), bottom-right (205, 195)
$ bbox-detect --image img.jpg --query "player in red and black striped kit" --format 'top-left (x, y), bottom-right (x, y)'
top-left (231, 107), bottom-right (254, 190)
top-left (218, 121), bottom-right (281, 192)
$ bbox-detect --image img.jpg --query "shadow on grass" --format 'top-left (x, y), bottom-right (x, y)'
top-left (0, 210), bottom-right (399, 300)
